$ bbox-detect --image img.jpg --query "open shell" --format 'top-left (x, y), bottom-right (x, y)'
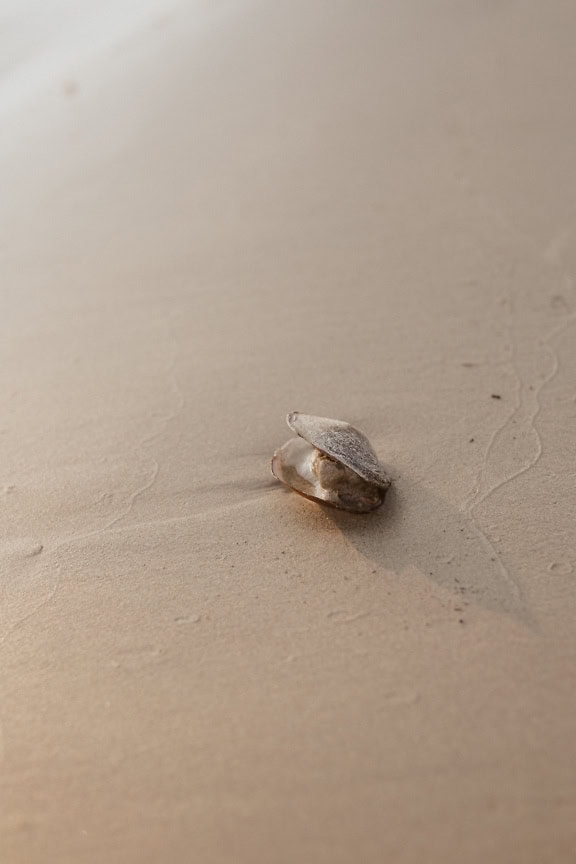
top-left (271, 412), bottom-right (392, 513)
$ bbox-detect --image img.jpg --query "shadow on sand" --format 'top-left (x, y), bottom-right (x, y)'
top-left (323, 481), bottom-right (531, 626)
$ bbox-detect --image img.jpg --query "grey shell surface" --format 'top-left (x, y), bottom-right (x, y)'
top-left (287, 412), bottom-right (391, 489)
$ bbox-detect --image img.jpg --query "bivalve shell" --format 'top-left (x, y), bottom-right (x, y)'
top-left (271, 412), bottom-right (392, 513)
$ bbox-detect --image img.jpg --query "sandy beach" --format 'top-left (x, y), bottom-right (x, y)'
top-left (1, 1), bottom-right (576, 862)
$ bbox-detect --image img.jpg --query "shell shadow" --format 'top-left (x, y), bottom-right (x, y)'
top-left (323, 481), bottom-right (532, 626)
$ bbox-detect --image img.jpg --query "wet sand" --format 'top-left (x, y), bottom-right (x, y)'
top-left (1, 2), bottom-right (576, 862)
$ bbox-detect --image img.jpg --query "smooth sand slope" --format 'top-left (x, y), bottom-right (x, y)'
top-left (1, 1), bottom-right (576, 862)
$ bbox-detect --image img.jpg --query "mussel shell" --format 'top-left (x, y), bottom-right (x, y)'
top-left (287, 412), bottom-right (391, 489)
top-left (271, 437), bottom-right (387, 513)
top-left (271, 413), bottom-right (392, 513)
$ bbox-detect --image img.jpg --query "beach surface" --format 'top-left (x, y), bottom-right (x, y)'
top-left (1, 2), bottom-right (576, 862)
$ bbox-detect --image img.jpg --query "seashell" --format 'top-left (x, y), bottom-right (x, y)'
top-left (271, 412), bottom-right (392, 513)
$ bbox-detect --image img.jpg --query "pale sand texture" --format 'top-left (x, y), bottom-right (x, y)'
top-left (1, 1), bottom-right (576, 862)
